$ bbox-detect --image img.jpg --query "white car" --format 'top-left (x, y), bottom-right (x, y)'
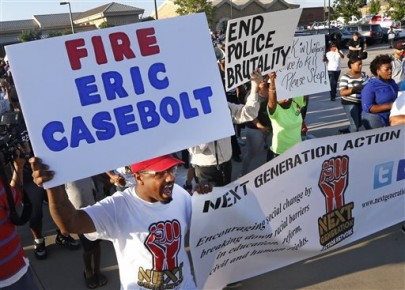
top-left (337, 16), bottom-right (359, 25)
top-left (393, 29), bottom-right (405, 38)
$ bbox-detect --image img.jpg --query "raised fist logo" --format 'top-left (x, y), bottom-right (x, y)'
top-left (319, 156), bottom-right (349, 212)
top-left (145, 220), bottom-right (181, 272)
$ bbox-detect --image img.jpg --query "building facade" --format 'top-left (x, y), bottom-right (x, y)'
top-left (155, 0), bottom-right (300, 31)
top-left (0, 2), bottom-right (144, 57)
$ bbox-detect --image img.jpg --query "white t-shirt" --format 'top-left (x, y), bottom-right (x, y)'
top-left (83, 185), bottom-right (196, 290)
top-left (390, 93), bottom-right (405, 117)
top-left (326, 50), bottom-right (342, 71)
top-left (65, 177), bottom-right (95, 209)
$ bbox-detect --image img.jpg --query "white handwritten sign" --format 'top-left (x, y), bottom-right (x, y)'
top-left (190, 126), bottom-right (405, 289)
top-left (6, 14), bottom-right (233, 188)
top-left (276, 35), bottom-right (330, 99)
top-left (225, 9), bottom-right (302, 91)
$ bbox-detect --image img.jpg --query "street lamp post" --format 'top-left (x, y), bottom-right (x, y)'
top-left (154, 0), bottom-right (158, 20)
top-left (328, 0), bottom-right (331, 36)
top-left (60, 2), bottom-right (75, 34)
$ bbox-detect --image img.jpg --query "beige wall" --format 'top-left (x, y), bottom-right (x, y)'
top-left (158, 0), bottom-right (294, 31)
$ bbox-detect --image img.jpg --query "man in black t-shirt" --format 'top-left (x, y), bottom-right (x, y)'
top-left (347, 32), bottom-right (366, 59)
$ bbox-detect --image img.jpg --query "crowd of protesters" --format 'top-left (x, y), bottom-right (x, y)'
top-left (1, 27), bottom-right (404, 290)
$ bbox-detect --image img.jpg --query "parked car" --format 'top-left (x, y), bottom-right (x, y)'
top-left (393, 29), bottom-right (405, 38)
top-left (370, 15), bottom-right (399, 28)
top-left (345, 24), bottom-right (383, 44)
top-left (370, 15), bottom-right (382, 24)
top-left (306, 27), bottom-right (343, 48)
top-left (337, 16), bottom-right (359, 25)
top-left (359, 15), bottom-right (374, 24)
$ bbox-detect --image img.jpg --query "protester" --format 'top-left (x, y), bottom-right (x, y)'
top-left (226, 85), bottom-right (244, 163)
top-left (338, 56), bottom-right (369, 133)
top-left (218, 45), bottom-right (247, 163)
top-left (390, 41), bottom-right (405, 85)
top-left (240, 76), bottom-right (272, 176)
top-left (0, 78), bottom-right (11, 114)
top-left (361, 54), bottom-right (399, 129)
top-left (188, 70), bottom-right (263, 186)
top-left (325, 43), bottom-right (344, 101)
top-left (388, 26), bottom-right (396, 49)
top-left (389, 92), bottom-right (405, 126)
top-left (65, 177), bottom-right (108, 289)
top-left (105, 166), bottom-right (136, 192)
top-left (182, 165), bottom-right (198, 194)
top-left (347, 32), bottom-right (367, 59)
top-left (266, 72), bottom-right (308, 159)
top-left (30, 154), bottom-right (212, 290)
top-left (388, 93), bottom-right (405, 232)
top-left (0, 151), bottom-right (40, 289)
top-left (189, 68), bottom-right (262, 288)
top-left (8, 87), bottom-right (80, 260)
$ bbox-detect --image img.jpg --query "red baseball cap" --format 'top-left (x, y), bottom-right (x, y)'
top-left (131, 155), bottom-right (184, 173)
top-left (393, 37), bottom-right (405, 50)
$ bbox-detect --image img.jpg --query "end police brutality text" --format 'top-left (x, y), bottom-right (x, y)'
top-left (41, 27), bottom-right (214, 152)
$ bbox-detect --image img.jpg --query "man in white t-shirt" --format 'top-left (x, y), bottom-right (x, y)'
top-left (30, 155), bottom-right (210, 290)
top-left (389, 92), bottom-right (405, 126)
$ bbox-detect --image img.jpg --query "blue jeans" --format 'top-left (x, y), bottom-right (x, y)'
top-left (362, 111), bottom-right (384, 130)
top-left (342, 103), bottom-right (362, 132)
top-left (328, 70), bottom-right (341, 100)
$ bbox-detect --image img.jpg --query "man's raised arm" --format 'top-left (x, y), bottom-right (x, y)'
top-left (30, 157), bottom-right (96, 234)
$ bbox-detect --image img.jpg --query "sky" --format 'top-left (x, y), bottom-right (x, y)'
top-left (0, 0), bottom-right (327, 22)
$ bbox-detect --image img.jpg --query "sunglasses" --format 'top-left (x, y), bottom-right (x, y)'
top-left (139, 165), bottom-right (178, 178)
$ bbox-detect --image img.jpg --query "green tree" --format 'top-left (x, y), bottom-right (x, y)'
top-left (333, 0), bottom-right (363, 22)
top-left (99, 21), bottom-right (115, 29)
top-left (19, 29), bottom-right (42, 42)
top-left (173, 0), bottom-right (214, 26)
top-left (369, 0), bottom-right (381, 15)
top-left (386, 0), bottom-right (405, 20)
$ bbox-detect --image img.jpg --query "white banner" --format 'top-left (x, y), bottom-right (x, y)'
top-left (6, 14), bottom-right (233, 188)
top-left (190, 126), bottom-right (405, 289)
top-left (276, 35), bottom-right (330, 99)
top-left (225, 9), bottom-right (302, 91)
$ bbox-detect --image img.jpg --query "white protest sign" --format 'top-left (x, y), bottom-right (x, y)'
top-left (276, 35), bottom-right (330, 99)
top-left (6, 14), bottom-right (233, 188)
top-left (190, 126), bottom-right (405, 289)
top-left (225, 9), bottom-right (303, 91)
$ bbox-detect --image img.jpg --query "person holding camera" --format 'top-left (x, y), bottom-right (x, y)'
top-left (0, 151), bottom-right (40, 289)
top-left (338, 56), bottom-right (370, 134)
top-left (7, 87), bottom-right (80, 260)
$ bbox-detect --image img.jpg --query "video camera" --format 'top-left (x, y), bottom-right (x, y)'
top-left (0, 111), bottom-right (30, 164)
